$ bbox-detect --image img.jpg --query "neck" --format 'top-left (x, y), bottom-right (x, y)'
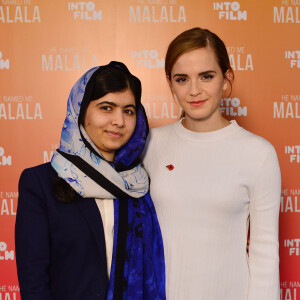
top-left (182, 114), bottom-right (230, 133)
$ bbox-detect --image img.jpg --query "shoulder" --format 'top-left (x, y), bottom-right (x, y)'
top-left (237, 126), bottom-right (276, 153)
top-left (20, 162), bottom-right (54, 179)
top-left (144, 121), bottom-right (178, 153)
top-left (19, 162), bottom-right (57, 190)
top-left (233, 125), bottom-right (279, 167)
top-left (142, 122), bottom-right (178, 168)
top-left (148, 121), bottom-right (178, 143)
top-left (150, 121), bottom-right (178, 135)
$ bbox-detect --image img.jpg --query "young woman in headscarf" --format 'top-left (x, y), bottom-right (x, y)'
top-left (15, 61), bottom-right (165, 300)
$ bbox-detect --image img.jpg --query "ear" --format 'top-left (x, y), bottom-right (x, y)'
top-left (223, 69), bottom-right (233, 91)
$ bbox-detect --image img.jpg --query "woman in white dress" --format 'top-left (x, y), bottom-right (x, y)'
top-left (142, 27), bottom-right (281, 300)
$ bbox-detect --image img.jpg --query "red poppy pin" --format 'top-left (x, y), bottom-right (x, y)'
top-left (166, 164), bottom-right (174, 171)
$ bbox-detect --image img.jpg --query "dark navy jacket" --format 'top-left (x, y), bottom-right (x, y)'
top-left (15, 163), bottom-right (109, 300)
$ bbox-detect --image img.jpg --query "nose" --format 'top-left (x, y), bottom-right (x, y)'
top-left (112, 109), bottom-right (125, 127)
top-left (189, 80), bottom-right (202, 96)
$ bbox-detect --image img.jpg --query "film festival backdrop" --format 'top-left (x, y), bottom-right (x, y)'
top-left (0, 0), bottom-right (299, 299)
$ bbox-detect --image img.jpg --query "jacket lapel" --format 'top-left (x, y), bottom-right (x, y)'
top-left (76, 196), bottom-right (108, 271)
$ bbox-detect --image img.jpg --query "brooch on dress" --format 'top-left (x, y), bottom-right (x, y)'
top-left (166, 164), bottom-right (174, 171)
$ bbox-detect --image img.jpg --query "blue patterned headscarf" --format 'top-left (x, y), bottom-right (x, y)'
top-left (51, 62), bottom-right (166, 300)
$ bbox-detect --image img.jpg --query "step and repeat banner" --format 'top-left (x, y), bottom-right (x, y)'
top-left (0, 0), bottom-right (299, 299)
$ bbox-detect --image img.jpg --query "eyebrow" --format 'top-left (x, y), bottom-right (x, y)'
top-left (173, 70), bottom-right (217, 78)
top-left (96, 101), bottom-right (136, 109)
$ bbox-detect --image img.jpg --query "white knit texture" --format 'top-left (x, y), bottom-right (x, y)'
top-left (142, 120), bottom-right (280, 300)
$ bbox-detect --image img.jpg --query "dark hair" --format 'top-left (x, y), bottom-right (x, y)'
top-left (54, 62), bottom-right (142, 203)
top-left (165, 27), bottom-right (234, 117)
top-left (78, 62), bottom-right (141, 126)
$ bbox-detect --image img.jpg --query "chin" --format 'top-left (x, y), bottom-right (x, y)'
top-left (107, 141), bottom-right (128, 151)
top-left (186, 112), bottom-right (210, 121)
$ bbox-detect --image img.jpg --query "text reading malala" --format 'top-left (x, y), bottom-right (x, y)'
top-left (42, 54), bottom-right (98, 71)
top-left (229, 53), bottom-right (253, 71)
top-left (227, 48), bottom-right (253, 69)
top-left (144, 102), bottom-right (181, 119)
top-left (0, 288), bottom-right (19, 300)
top-left (280, 287), bottom-right (297, 300)
top-left (0, 5), bottom-right (40, 22)
top-left (274, 6), bottom-right (300, 23)
top-left (0, 103), bottom-right (42, 120)
top-left (44, 144), bottom-right (59, 163)
top-left (130, 5), bottom-right (186, 22)
top-left (281, 189), bottom-right (300, 213)
top-left (0, 191), bottom-right (17, 215)
top-left (274, 103), bottom-right (300, 118)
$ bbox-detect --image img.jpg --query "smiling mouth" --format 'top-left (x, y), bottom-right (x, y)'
top-left (189, 100), bottom-right (207, 107)
top-left (106, 131), bottom-right (122, 138)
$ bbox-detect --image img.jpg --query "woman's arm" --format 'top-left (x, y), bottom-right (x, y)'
top-left (15, 168), bottom-right (54, 300)
top-left (247, 146), bottom-right (281, 300)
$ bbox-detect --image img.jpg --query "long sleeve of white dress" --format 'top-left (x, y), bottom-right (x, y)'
top-left (247, 147), bottom-right (281, 299)
top-left (142, 120), bottom-right (281, 300)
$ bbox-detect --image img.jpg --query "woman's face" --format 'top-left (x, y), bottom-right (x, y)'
top-left (83, 89), bottom-right (137, 162)
top-left (169, 47), bottom-right (229, 129)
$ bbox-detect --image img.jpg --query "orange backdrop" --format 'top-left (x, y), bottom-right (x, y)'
top-left (0, 0), bottom-right (299, 299)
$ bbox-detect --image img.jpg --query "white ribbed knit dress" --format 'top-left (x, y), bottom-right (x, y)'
top-left (142, 120), bottom-right (280, 300)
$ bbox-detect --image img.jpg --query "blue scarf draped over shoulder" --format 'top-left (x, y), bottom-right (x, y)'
top-left (51, 62), bottom-right (165, 300)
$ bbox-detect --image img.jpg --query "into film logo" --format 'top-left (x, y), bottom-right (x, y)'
top-left (213, 1), bottom-right (247, 21)
top-left (0, 241), bottom-right (14, 261)
top-left (0, 51), bottom-right (9, 70)
top-left (0, 147), bottom-right (12, 166)
top-left (285, 145), bottom-right (300, 163)
top-left (220, 97), bottom-right (247, 116)
top-left (285, 50), bottom-right (300, 68)
top-left (68, 1), bottom-right (102, 20)
top-left (284, 238), bottom-right (300, 256)
top-left (132, 49), bottom-right (164, 68)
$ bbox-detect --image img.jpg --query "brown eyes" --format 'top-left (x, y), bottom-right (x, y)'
top-left (100, 106), bottom-right (112, 111)
top-left (174, 74), bottom-right (215, 83)
top-left (100, 106), bottom-right (135, 115)
top-left (174, 77), bottom-right (187, 83)
top-left (124, 109), bottom-right (135, 115)
top-left (202, 74), bottom-right (214, 80)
